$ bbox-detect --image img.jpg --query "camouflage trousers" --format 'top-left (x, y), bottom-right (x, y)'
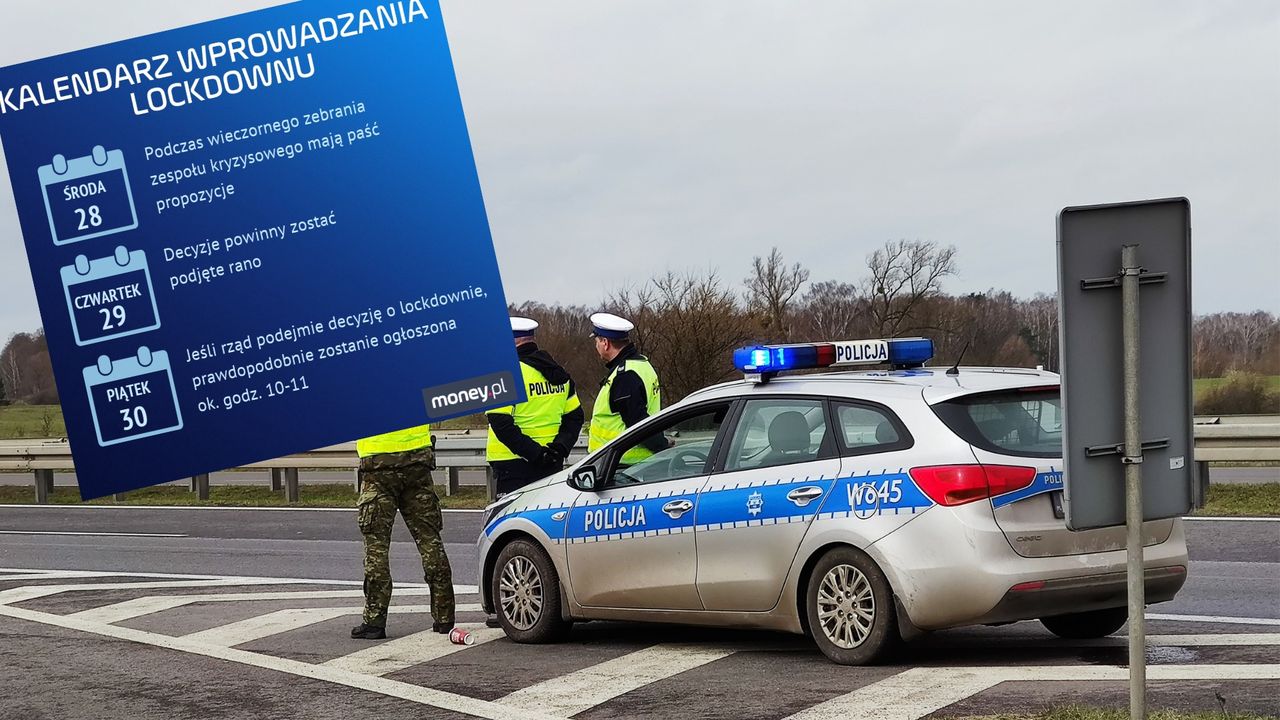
top-left (357, 447), bottom-right (454, 627)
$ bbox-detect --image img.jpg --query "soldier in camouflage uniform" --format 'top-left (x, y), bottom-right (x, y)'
top-left (351, 426), bottom-right (454, 640)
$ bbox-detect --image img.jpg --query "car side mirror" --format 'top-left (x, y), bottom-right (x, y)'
top-left (569, 465), bottom-right (601, 492)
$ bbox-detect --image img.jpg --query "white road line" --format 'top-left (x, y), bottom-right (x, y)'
top-left (0, 530), bottom-right (188, 537)
top-left (0, 578), bottom-right (298, 605)
top-left (0, 504), bottom-right (484, 513)
top-left (783, 664), bottom-right (1280, 720)
top-left (785, 667), bottom-right (998, 720)
top-left (183, 604), bottom-right (483, 647)
top-left (68, 595), bottom-right (196, 624)
top-left (0, 571), bottom-right (129, 582)
top-left (960, 633), bottom-right (1280, 649)
top-left (1148, 613), bottom-right (1280, 626)
top-left (323, 622), bottom-right (505, 676)
top-left (1181, 516), bottom-right (1280, 522)
top-left (497, 644), bottom-right (735, 717)
top-left (67, 586), bottom-right (479, 623)
top-left (1148, 633), bottom-right (1280, 646)
top-left (0, 567), bottom-right (376, 586)
top-left (0, 602), bottom-right (565, 720)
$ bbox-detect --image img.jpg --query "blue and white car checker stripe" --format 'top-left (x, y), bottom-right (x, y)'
top-left (990, 468), bottom-right (1063, 509)
top-left (484, 469), bottom-right (948, 545)
top-left (483, 502), bottom-right (571, 539)
top-left (566, 491), bottom-right (700, 544)
top-left (695, 478), bottom-right (835, 531)
top-left (817, 470), bottom-right (934, 520)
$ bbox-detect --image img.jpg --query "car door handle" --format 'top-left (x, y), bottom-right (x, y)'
top-left (786, 486), bottom-right (824, 507)
top-left (662, 499), bottom-right (694, 518)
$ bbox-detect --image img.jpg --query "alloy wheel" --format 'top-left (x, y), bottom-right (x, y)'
top-left (498, 555), bottom-right (544, 631)
top-left (816, 563), bottom-right (875, 649)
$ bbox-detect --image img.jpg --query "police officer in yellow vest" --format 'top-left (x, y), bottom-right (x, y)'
top-left (486, 317), bottom-right (584, 496)
top-left (587, 312), bottom-right (665, 464)
top-left (350, 425), bottom-right (454, 640)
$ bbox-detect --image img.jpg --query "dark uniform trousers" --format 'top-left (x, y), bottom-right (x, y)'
top-left (357, 447), bottom-right (454, 627)
top-left (492, 458), bottom-right (563, 497)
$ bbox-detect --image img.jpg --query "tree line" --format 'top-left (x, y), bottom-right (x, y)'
top-left (514, 241), bottom-right (1278, 412)
top-left (2, 240), bottom-right (1277, 411)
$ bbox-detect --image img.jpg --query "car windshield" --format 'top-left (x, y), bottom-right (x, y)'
top-left (933, 388), bottom-right (1063, 458)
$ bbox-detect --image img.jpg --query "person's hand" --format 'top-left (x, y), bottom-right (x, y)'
top-left (548, 442), bottom-right (570, 463)
top-left (537, 447), bottom-right (562, 467)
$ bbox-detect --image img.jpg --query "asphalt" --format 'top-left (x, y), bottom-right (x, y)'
top-left (0, 509), bottom-right (1275, 719)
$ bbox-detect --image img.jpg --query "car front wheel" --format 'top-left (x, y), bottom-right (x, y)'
top-left (805, 546), bottom-right (899, 665)
top-left (492, 539), bottom-right (572, 643)
top-left (1040, 607), bottom-right (1128, 639)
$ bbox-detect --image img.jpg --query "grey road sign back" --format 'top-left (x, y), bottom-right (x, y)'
top-left (1057, 198), bottom-right (1193, 530)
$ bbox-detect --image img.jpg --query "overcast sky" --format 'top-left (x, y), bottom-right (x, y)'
top-left (1, 0), bottom-right (1277, 342)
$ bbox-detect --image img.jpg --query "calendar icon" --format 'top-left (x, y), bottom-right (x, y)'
top-left (83, 346), bottom-right (183, 447)
top-left (39, 145), bottom-right (139, 246)
top-left (61, 246), bottom-right (160, 346)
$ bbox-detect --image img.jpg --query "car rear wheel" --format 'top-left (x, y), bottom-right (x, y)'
top-left (805, 546), bottom-right (898, 665)
top-left (493, 539), bottom-right (572, 643)
top-left (1040, 607), bottom-right (1128, 639)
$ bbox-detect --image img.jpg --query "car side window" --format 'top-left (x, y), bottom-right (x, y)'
top-left (834, 402), bottom-right (912, 455)
top-left (606, 403), bottom-right (732, 488)
top-left (724, 398), bottom-right (832, 471)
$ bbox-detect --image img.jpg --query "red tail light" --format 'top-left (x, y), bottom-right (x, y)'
top-left (909, 464), bottom-right (1037, 506)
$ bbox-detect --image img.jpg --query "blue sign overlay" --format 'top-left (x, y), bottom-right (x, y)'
top-left (61, 246), bottom-right (161, 346)
top-left (0, 0), bottom-right (522, 497)
top-left (39, 147), bottom-right (139, 245)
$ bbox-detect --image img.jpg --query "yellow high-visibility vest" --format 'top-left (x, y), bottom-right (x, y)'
top-left (356, 424), bottom-right (432, 457)
top-left (486, 362), bottom-right (580, 462)
top-left (588, 357), bottom-right (660, 463)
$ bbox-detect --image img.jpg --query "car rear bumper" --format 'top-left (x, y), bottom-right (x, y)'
top-left (970, 565), bottom-right (1187, 626)
top-left (868, 506), bottom-right (1190, 630)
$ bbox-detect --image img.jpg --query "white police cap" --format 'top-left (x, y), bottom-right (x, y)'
top-left (589, 312), bottom-right (634, 340)
top-left (511, 316), bottom-right (539, 338)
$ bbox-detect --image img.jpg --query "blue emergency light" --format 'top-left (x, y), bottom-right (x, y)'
top-left (733, 337), bottom-right (934, 379)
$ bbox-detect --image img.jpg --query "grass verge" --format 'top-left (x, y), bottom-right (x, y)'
top-left (1194, 374), bottom-right (1280, 397)
top-left (1195, 482), bottom-right (1280, 517)
top-left (963, 708), bottom-right (1274, 720)
top-left (0, 483), bottom-right (490, 509)
top-left (0, 405), bottom-right (66, 438)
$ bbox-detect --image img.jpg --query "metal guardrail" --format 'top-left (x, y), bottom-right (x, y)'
top-left (2, 417), bottom-right (1274, 504)
top-left (0, 431), bottom-right (589, 504)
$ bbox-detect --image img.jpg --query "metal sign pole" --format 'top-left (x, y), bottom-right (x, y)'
top-left (1121, 243), bottom-right (1147, 719)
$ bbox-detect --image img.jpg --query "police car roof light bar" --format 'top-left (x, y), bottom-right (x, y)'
top-left (733, 337), bottom-right (934, 382)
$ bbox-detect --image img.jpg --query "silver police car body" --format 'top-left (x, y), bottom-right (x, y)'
top-left (477, 340), bottom-right (1188, 664)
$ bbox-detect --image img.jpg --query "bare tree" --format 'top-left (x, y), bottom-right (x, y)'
top-left (1018, 293), bottom-right (1060, 372)
top-left (860, 239), bottom-right (957, 337)
top-left (0, 333), bottom-right (23, 401)
top-left (745, 247), bottom-right (810, 341)
top-left (609, 270), bottom-right (753, 402)
top-left (0, 330), bottom-right (59, 405)
top-left (799, 280), bottom-right (868, 340)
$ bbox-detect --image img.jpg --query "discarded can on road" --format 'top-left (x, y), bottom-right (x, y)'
top-left (449, 627), bottom-right (474, 646)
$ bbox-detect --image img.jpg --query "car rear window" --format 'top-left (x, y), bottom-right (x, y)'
top-left (932, 388), bottom-right (1063, 458)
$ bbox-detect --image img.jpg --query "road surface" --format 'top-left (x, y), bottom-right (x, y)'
top-left (0, 507), bottom-right (1276, 719)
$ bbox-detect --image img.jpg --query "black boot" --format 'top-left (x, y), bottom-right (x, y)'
top-left (350, 623), bottom-right (386, 640)
top-left (432, 621), bottom-right (454, 634)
